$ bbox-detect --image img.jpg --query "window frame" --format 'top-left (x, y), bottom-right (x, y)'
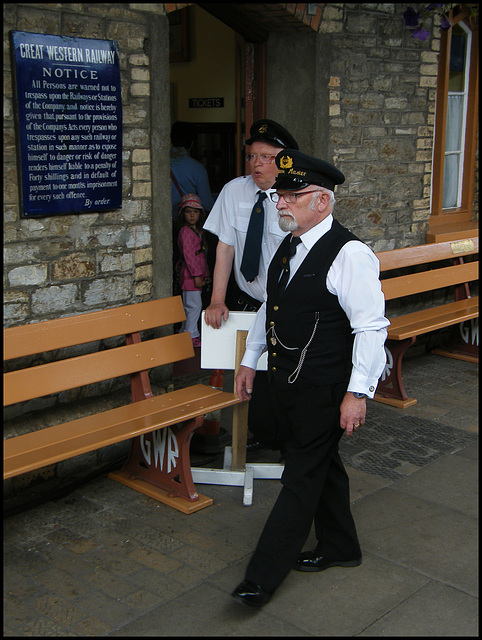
top-left (429, 8), bottom-right (479, 232)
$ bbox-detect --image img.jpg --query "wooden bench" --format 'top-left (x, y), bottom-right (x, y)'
top-left (3, 297), bottom-right (242, 514)
top-left (374, 237), bottom-right (478, 408)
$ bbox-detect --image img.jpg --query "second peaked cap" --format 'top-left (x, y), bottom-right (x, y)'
top-left (245, 119), bottom-right (299, 150)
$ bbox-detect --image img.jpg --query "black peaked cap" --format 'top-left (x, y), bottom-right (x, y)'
top-left (245, 119), bottom-right (299, 150)
top-left (273, 149), bottom-right (345, 191)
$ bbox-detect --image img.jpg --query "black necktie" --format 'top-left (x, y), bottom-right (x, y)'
top-left (240, 191), bottom-right (267, 282)
top-left (277, 235), bottom-right (302, 295)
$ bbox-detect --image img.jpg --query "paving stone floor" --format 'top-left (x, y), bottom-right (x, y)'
top-left (3, 352), bottom-right (478, 636)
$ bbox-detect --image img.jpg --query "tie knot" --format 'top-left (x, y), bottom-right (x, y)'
top-left (289, 236), bottom-right (302, 256)
top-left (257, 191), bottom-right (268, 203)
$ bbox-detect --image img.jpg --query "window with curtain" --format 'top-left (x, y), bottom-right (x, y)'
top-left (443, 23), bottom-right (471, 209)
top-left (428, 7), bottom-right (478, 240)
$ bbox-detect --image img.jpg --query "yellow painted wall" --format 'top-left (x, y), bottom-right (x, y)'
top-left (170, 6), bottom-right (236, 123)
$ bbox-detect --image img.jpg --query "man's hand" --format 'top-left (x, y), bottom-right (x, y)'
top-left (204, 241), bottom-right (234, 328)
top-left (235, 365), bottom-right (256, 402)
top-left (340, 392), bottom-right (366, 437)
top-left (204, 302), bottom-right (229, 329)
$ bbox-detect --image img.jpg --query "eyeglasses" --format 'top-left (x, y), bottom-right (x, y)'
top-left (269, 190), bottom-right (323, 204)
top-left (246, 153), bottom-right (277, 164)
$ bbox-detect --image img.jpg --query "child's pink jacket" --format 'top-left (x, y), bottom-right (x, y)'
top-left (176, 226), bottom-right (210, 291)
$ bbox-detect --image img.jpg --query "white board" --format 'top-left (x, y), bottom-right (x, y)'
top-left (200, 311), bottom-right (268, 371)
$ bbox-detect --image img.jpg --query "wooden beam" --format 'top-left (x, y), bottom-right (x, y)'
top-left (198, 4), bottom-right (269, 42)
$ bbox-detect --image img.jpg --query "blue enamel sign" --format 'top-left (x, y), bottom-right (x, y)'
top-left (11, 31), bottom-right (122, 217)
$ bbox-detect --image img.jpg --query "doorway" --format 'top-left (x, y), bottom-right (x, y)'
top-left (169, 6), bottom-right (243, 194)
top-left (169, 5), bottom-right (267, 193)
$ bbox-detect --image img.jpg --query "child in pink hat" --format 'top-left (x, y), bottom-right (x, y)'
top-left (175, 194), bottom-right (211, 347)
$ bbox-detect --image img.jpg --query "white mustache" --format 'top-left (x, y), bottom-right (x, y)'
top-left (278, 209), bottom-right (295, 220)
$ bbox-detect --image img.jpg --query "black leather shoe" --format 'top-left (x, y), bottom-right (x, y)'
top-left (231, 580), bottom-right (271, 607)
top-left (295, 550), bottom-right (362, 572)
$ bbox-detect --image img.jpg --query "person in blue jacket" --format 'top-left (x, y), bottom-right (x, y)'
top-left (170, 121), bottom-right (214, 221)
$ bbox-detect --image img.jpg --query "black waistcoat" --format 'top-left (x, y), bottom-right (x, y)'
top-left (266, 219), bottom-right (358, 386)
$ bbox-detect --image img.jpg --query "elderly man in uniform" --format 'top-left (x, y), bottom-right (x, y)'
top-left (204, 119), bottom-right (299, 456)
top-left (232, 149), bottom-right (389, 607)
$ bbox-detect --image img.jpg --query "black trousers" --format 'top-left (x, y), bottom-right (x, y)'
top-left (247, 371), bottom-right (283, 449)
top-left (245, 380), bottom-right (361, 593)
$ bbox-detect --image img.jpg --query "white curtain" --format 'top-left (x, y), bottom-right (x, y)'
top-left (443, 94), bottom-right (463, 208)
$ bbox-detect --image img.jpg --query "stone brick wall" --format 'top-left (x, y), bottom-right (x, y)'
top-left (3, 3), bottom-right (478, 501)
top-left (5, 3), bottom-right (477, 328)
top-left (265, 3), bottom-right (476, 252)
top-left (316, 3), bottom-right (445, 250)
top-left (3, 2), bottom-right (172, 499)
top-left (3, 3), bottom-right (168, 328)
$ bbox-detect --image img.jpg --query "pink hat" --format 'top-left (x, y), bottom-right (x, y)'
top-left (179, 193), bottom-right (204, 212)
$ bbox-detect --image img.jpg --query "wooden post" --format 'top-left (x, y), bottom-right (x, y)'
top-left (231, 330), bottom-right (249, 471)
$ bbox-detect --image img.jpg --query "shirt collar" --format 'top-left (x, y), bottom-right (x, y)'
top-left (299, 214), bottom-right (334, 251)
top-left (247, 175), bottom-right (275, 199)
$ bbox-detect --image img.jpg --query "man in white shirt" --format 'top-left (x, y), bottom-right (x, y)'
top-left (203, 119), bottom-right (298, 454)
top-left (232, 149), bottom-right (389, 608)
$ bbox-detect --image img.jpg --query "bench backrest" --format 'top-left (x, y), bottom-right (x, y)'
top-left (376, 237), bottom-right (478, 301)
top-left (4, 297), bottom-right (185, 360)
top-left (3, 297), bottom-right (192, 407)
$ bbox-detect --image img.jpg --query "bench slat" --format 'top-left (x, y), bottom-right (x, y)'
top-left (387, 297), bottom-right (478, 340)
top-left (4, 385), bottom-right (240, 479)
top-left (381, 261), bottom-right (478, 300)
top-left (374, 240), bottom-right (478, 409)
top-left (4, 332), bottom-right (194, 406)
top-left (377, 237), bottom-right (478, 271)
top-left (3, 297), bottom-right (186, 361)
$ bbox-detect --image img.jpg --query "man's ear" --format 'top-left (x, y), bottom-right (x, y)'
top-left (316, 190), bottom-right (330, 212)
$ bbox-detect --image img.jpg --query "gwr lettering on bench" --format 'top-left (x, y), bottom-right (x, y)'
top-left (459, 319), bottom-right (478, 346)
top-left (140, 427), bottom-right (179, 474)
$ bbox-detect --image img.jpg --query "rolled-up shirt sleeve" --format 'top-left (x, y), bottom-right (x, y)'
top-left (241, 301), bottom-right (268, 370)
top-left (328, 241), bottom-right (389, 398)
top-left (203, 184), bottom-right (235, 246)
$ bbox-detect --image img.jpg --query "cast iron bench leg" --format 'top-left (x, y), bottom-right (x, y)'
top-left (121, 416), bottom-right (205, 501)
top-left (375, 338), bottom-right (417, 408)
top-left (432, 319), bottom-right (479, 363)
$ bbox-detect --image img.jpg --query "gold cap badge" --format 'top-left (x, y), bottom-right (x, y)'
top-left (258, 124), bottom-right (268, 133)
top-left (279, 155), bottom-right (293, 170)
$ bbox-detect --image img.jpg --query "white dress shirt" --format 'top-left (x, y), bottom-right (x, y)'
top-left (241, 214), bottom-right (389, 398)
top-left (203, 174), bottom-right (287, 302)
